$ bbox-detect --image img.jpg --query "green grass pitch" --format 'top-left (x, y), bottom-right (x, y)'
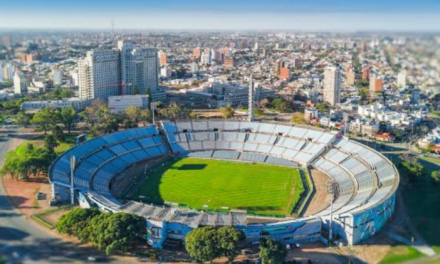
top-left (132, 158), bottom-right (304, 217)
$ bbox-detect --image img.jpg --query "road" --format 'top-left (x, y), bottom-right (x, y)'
top-left (0, 131), bottom-right (119, 263)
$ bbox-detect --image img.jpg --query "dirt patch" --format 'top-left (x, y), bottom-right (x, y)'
top-left (303, 169), bottom-right (331, 216)
top-left (351, 235), bottom-right (394, 264)
top-left (287, 242), bottom-right (348, 264)
top-left (3, 176), bottom-right (52, 217)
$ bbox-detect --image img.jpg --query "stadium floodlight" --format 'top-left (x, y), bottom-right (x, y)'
top-left (70, 155), bottom-right (76, 205)
top-left (327, 180), bottom-right (338, 243)
top-left (151, 102), bottom-right (156, 123)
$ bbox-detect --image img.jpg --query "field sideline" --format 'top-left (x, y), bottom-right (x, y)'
top-left (132, 158), bottom-right (304, 216)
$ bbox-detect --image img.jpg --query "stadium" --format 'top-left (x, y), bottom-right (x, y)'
top-left (49, 120), bottom-right (399, 249)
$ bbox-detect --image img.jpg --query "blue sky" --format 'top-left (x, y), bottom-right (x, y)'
top-left (0, 0), bottom-right (439, 31)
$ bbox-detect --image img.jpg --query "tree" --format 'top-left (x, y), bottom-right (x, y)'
top-left (56, 208), bottom-right (101, 239)
top-left (96, 105), bottom-right (120, 133)
top-left (185, 227), bottom-right (220, 263)
top-left (278, 102), bottom-right (291, 113)
top-left (132, 86), bottom-right (139, 95)
top-left (401, 160), bottom-right (424, 179)
top-left (259, 238), bottom-right (287, 264)
top-left (291, 112), bottom-right (306, 124)
top-left (31, 107), bottom-right (58, 134)
top-left (316, 102), bottom-right (331, 114)
top-left (14, 111), bottom-right (31, 125)
top-left (219, 104), bottom-right (235, 119)
top-left (139, 109), bottom-right (151, 125)
top-left (254, 108), bottom-right (264, 117)
top-left (217, 227), bottom-right (244, 264)
top-left (167, 103), bottom-right (181, 119)
top-left (431, 171), bottom-right (440, 186)
top-left (80, 107), bottom-right (94, 126)
top-left (44, 135), bottom-right (59, 153)
top-left (270, 98), bottom-right (292, 113)
top-left (52, 125), bottom-right (65, 142)
top-left (125, 106), bottom-right (142, 124)
top-left (86, 212), bottom-right (145, 255)
top-left (392, 128), bottom-right (405, 141)
top-left (59, 106), bottom-right (77, 133)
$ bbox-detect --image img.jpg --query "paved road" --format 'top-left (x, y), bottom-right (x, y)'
top-left (0, 132), bottom-right (118, 263)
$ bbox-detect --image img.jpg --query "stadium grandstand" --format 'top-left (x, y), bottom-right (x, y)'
top-left (49, 120), bottom-right (399, 248)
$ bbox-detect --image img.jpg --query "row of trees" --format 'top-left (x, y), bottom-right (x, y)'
top-left (185, 226), bottom-right (286, 264)
top-left (56, 208), bottom-right (145, 255)
top-left (29, 106), bottom-right (77, 134)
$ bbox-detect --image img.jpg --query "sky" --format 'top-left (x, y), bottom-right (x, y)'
top-left (0, 0), bottom-right (439, 31)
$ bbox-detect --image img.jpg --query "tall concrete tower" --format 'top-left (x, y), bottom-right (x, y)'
top-left (323, 66), bottom-right (341, 106)
top-left (248, 75), bottom-right (254, 122)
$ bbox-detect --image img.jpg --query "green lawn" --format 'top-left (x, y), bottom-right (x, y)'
top-left (133, 158), bottom-right (304, 217)
top-left (5, 135), bottom-right (75, 162)
top-left (380, 246), bottom-right (425, 264)
top-left (390, 153), bottom-right (440, 255)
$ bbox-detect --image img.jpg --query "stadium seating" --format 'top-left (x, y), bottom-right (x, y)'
top-left (50, 121), bottom-right (398, 247)
top-left (49, 125), bottom-right (168, 195)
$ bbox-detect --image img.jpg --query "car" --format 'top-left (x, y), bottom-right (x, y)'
top-left (49, 199), bottom-right (58, 206)
top-left (36, 192), bottom-right (45, 200)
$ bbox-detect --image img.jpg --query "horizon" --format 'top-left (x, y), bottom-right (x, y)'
top-left (1, 0), bottom-right (440, 31)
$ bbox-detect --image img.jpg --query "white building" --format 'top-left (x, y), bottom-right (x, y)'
top-left (108, 94), bottom-right (149, 113)
top-left (118, 40), bottom-right (159, 95)
top-left (53, 68), bottom-right (64, 86)
top-left (14, 71), bottom-right (27, 94)
top-left (397, 70), bottom-right (406, 88)
top-left (70, 71), bottom-right (79, 86)
top-left (323, 66), bottom-right (341, 106)
top-left (78, 40), bottom-right (159, 100)
top-left (21, 98), bottom-right (91, 112)
top-left (191, 62), bottom-right (198, 73)
top-left (78, 50), bottom-right (121, 100)
top-left (201, 51), bottom-right (211, 65)
top-left (160, 67), bottom-right (171, 78)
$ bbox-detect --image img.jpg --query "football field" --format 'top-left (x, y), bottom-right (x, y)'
top-left (132, 158), bottom-right (304, 216)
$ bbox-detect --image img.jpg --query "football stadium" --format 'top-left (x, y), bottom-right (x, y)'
top-left (49, 120), bottom-right (399, 249)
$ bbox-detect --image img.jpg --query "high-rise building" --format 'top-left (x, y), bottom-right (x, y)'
top-left (346, 69), bottom-right (355, 86)
top-left (362, 67), bottom-right (370, 80)
top-left (292, 58), bottom-right (302, 68)
top-left (201, 51), bottom-right (212, 65)
top-left (193, 48), bottom-right (201, 59)
top-left (323, 66), bottom-right (341, 106)
top-left (53, 67), bottom-right (64, 86)
top-left (275, 59), bottom-right (284, 75)
top-left (223, 56), bottom-right (234, 68)
top-left (397, 70), bottom-right (406, 88)
top-left (0, 63), bottom-right (4, 82)
top-left (191, 62), bottom-right (198, 73)
top-left (159, 51), bottom-right (168, 65)
top-left (253, 42), bottom-right (259, 51)
top-left (78, 50), bottom-right (121, 100)
top-left (2, 62), bottom-right (14, 81)
top-left (369, 74), bottom-right (383, 93)
top-left (118, 40), bottom-right (159, 95)
top-left (14, 71), bottom-right (28, 94)
top-left (279, 66), bottom-right (290, 80)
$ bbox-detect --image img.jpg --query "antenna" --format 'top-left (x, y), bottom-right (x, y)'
top-left (111, 20), bottom-right (114, 37)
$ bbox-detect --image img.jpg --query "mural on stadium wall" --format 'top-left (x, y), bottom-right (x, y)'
top-left (352, 194), bottom-right (396, 243)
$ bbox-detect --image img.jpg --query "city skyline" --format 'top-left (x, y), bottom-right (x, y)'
top-left (1, 0), bottom-right (440, 31)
